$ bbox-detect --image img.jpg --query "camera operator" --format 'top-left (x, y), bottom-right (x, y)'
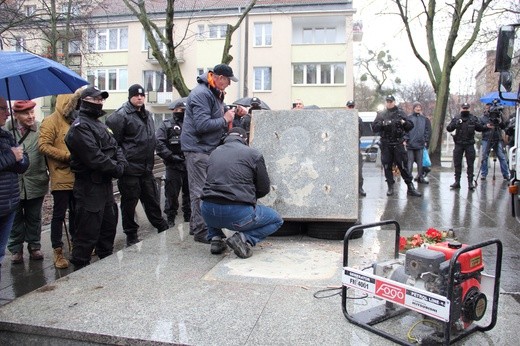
top-left (372, 95), bottom-right (421, 197)
top-left (479, 100), bottom-right (510, 181)
top-left (446, 103), bottom-right (485, 190)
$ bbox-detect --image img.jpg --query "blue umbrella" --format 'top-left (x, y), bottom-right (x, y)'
top-left (479, 91), bottom-right (518, 106)
top-left (0, 51), bottom-right (89, 137)
top-left (0, 51), bottom-right (89, 100)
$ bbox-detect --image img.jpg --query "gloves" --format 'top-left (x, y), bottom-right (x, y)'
top-left (112, 163), bottom-right (125, 178)
top-left (169, 154), bottom-right (185, 163)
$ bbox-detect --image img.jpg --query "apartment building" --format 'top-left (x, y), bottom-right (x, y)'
top-left (7, 0), bottom-right (358, 120)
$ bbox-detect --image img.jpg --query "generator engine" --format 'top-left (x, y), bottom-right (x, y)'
top-left (373, 241), bottom-right (488, 330)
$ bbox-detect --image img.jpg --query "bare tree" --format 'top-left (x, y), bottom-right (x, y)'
top-left (398, 79), bottom-right (436, 116)
top-left (356, 46), bottom-right (401, 110)
top-left (391, 0), bottom-right (492, 164)
top-left (353, 81), bottom-right (377, 111)
top-left (123, 0), bottom-right (257, 97)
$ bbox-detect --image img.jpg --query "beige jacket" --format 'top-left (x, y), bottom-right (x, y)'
top-left (38, 92), bottom-right (81, 191)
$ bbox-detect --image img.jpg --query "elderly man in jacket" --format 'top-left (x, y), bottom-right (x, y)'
top-left (200, 127), bottom-right (283, 258)
top-left (404, 102), bottom-right (431, 184)
top-left (106, 84), bottom-right (169, 246)
top-left (0, 97), bottom-right (29, 266)
top-left (180, 64), bottom-right (237, 244)
top-left (7, 100), bottom-right (49, 263)
top-left (39, 91), bottom-right (80, 268)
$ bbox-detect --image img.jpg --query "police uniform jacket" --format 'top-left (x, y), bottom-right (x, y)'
top-left (372, 106), bottom-right (413, 145)
top-left (106, 101), bottom-right (156, 176)
top-left (156, 113), bottom-right (186, 171)
top-left (0, 128), bottom-right (29, 216)
top-left (446, 112), bottom-right (484, 145)
top-left (65, 107), bottom-right (127, 183)
top-left (181, 72), bottom-right (228, 154)
top-left (201, 135), bottom-right (270, 206)
top-left (38, 92), bottom-right (79, 191)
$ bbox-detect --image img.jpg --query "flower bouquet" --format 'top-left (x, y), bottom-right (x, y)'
top-left (399, 228), bottom-right (455, 252)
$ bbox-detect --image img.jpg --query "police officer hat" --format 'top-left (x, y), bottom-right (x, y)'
top-left (346, 100), bottom-right (355, 107)
top-left (461, 102), bottom-right (470, 109)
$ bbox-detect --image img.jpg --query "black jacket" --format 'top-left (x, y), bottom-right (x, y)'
top-left (156, 113), bottom-right (186, 170)
top-left (480, 113), bottom-right (506, 142)
top-left (372, 106), bottom-right (413, 145)
top-left (106, 101), bottom-right (156, 176)
top-left (404, 113), bottom-right (431, 150)
top-left (446, 112), bottom-right (484, 145)
top-left (201, 135), bottom-right (270, 205)
top-left (65, 107), bottom-right (127, 182)
top-left (0, 129), bottom-right (29, 216)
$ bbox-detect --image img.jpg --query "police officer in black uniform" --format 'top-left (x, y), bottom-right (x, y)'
top-left (65, 86), bottom-right (127, 270)
top-left (156, 100), bottom-right (191, 227)
top-left (372, 95), bottom-right (421, 197)
top-left (446, 102), bottom-right (485, 190)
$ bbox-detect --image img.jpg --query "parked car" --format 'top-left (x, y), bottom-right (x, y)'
top-left (359, 112), bottom-right (380, 162)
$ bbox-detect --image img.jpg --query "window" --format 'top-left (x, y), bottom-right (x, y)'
top-left (302, 27), bottom-right (336, 44)
top-left (144, 28), bottom-right (166, 51)
top-left (15, 37), bottom-right (26, 52)
top-left (208, 25), bottom-right (228, 39)
top-left (60, 4), bottom-right (81, 16)
top-left (292, 63), bottom-right (345, 85)
top-left (143, 71), bottom-right (173, 93)
top-left (197, 25), bottom-right (205, 39)
top-left (25, 5), bottom-right (36, 16)
top-left (88, 28), bottom-right (128, 51)
top-left (254, 23), bottom-right (272, 46)
top-left (87, 68), bottom-right (128, 91)
top-left (254, 67), bottom-right (272, 91)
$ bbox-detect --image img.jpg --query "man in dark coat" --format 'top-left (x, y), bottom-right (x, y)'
top-left (0, 96), bottom-right (29, 266)
top-left (200, 127), bottom-right (283, 258)
top-left (65, 86), bottom-right (127, 270)
top-left (405, 102), bottom-right (431, 184)
top-left (106, 84), bottom-right (169, 246)
top-left (372, 95), bottom-right (422, 197)
top-left (155, 99), bottom-right (191, 227)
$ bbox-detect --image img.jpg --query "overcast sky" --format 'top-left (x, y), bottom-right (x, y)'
top-left (352, 0), bottom-right (503, 95)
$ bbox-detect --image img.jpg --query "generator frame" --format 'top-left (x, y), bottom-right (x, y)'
top-left (341, 220), bottom-right (502, 345)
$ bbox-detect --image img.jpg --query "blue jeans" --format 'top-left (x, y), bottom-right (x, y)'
top-left (0, 212), bottom-right (16, 264)
top-left (201, 201), bottom-right (283, 246)
top-left (480, 140), bottom-right (509, 178)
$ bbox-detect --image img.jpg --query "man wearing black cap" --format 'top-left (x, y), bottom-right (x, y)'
top-left (65, 86), bottom-right (127, 270)
top-left (446, 103), bottom-right (485, 190)
top-left (373, 95), bottom-right (422, 197)
top-left (200, 127), bottom-right (283, 258)
top-left (106, 84), bottom-right (170, 246)
top-left (155, 99), bottom-right (191, 227)
top-left (181, 64), bottom-right (238, 243)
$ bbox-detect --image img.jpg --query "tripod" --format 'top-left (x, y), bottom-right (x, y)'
top-left (475, 125), bottom-right (502, 185)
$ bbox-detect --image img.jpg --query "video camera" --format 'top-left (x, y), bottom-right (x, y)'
top-left (488, 99), bottom-right (503, 126)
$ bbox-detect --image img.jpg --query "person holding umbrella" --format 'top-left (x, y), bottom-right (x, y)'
top-left (6, 100), bottom-right (49, 263)
top-left (0, 97), bottom-right (29, 267)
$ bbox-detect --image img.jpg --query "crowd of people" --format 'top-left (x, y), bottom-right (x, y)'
top-left (0, 63), bottom-right (515, 271)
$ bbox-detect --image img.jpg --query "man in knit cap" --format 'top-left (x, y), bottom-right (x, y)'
top-left (404, 101), bottom-right (431, 184)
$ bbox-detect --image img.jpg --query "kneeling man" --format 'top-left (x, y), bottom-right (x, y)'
top-left (201, 127), bottom-right (283, 258)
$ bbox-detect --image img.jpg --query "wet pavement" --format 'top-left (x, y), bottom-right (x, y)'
top-left (0, 161), bottom-right (518, 345)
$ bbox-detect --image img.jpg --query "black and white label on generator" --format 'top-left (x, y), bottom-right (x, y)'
top-left (343, 267), bottom-right (451, 322)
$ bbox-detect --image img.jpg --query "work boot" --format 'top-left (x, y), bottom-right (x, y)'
top-left (126, 233), bottom-right (140, 247)
top-left (407, 182), bottom-right (422, 197)
top-left (386, 183), bottom-right (395, 196)
top-left (53, 247), bottom-right (69, 269)
top-left (417, 177), bottom-right (429, 184)
top-left (450, 180), bottom-right (461, 189)
top-left (468, 180), bottom-right (475, 191)
top-left (11, 250), bottom-right (23, 264)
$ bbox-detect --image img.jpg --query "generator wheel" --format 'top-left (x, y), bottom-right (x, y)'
top-left (270, 221), bottom-right (306, 237)
top-left (306, 221), bottom-right (362, 240)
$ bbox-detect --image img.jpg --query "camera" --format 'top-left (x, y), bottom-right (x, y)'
top-left (488, 106), bottom-right (503, 126)
top-left (224, 104), bottom-right (237, 113)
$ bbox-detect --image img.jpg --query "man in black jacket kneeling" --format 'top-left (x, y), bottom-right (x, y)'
top-left (200, 127), bottom-right (283, 258)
